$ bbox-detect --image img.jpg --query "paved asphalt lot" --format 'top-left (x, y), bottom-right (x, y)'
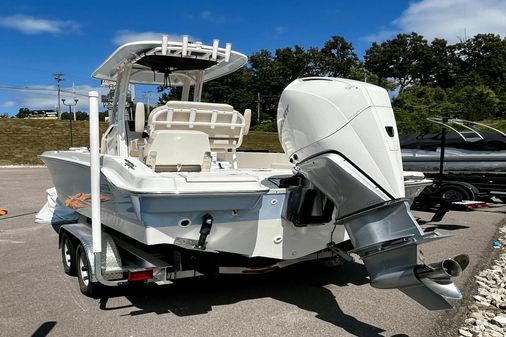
top-left (1, 167), bottom-right (505, 337)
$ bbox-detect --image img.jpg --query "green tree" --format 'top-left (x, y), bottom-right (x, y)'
top-left (75, 111), bottom-right (89, 120)
top-left (363, 42), bottom-right (391, 88)
top-left (314, 36), bottom-right (359, 77)
top-left (274, 45), bottom-right (312, 82)
top-left (428, 38), bottom-right (458, 88)
top-left (16, 107), bottom-right (30, 118)
top-left (249, 49), bottom-right (282, 117)
top-left (392, 86), bottom-right (461, 134)
top-left (201, 67), bottom-right (256, 115)
top-left (248, 36), bottom-right (360, 124)
top-left (99, 111), bottom-right (108, 121)
top-left (365, 33), bottom-right (431, 92)
top-left (448, 85), bottom-right (499, 120)
top-left (454, 34), bottom-right (506, 92)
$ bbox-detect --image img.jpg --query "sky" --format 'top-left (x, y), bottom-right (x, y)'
top-left (0, 0), bottom-right (505, 115)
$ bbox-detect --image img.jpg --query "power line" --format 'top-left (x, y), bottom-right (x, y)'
top-left (0, 84), bottom-right (90, 97)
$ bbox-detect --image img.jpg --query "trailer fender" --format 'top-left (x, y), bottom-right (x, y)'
top-left (59, 223), bottom-right (122, 282)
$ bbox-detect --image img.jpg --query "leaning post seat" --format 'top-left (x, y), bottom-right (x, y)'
top-left (143, 130), bottom-right (211, 172)
top-left (146, 101), bottom-right (249, 169)
top-left (148, 101), bottom-right (247, 149)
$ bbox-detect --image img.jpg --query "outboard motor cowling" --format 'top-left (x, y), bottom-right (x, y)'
top-left (278, 77), bottom-right (404, 200)
top-left (277, 78), bottom-right (468, 310)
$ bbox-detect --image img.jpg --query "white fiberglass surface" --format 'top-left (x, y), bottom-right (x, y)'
top-left (41, 150), bottom-right (293, 194)
top-left (44, 153), bottom-right (288, 194)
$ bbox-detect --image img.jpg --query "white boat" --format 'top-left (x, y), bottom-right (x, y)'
top-left (402, 118), bottom-right (506, 173)
top-left (403, 171), bottom-right (432, 204)
top-left (41, 36), bottom-right (467, 310)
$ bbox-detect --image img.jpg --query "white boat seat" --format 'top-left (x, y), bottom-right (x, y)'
top-left (143, 130), bottom-right (211, 172)
top-left (147, 101), bottom-right (248, 151)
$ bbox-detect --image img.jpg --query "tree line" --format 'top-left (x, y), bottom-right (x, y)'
top-left (161, 32), bottom-right (506, 134)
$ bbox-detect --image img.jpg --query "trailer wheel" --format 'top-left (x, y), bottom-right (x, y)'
top-left (61, 233), bottom-right (77, 276)
top-left (437, 185), bottom-right (472, 201)
top-left (76, 244), bottom-right (99, 297)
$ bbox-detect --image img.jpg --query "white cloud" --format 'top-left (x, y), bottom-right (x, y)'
top-left (0, 14), bottom-right (80, 35)
top-left (367, 0), bottom-right (506, 43)
top-left (363, 29), bottom-right (398, 43)
top-left (113, 30), bottom-right (195, 45)
top-left (2, 101), bottom-right (16, 108)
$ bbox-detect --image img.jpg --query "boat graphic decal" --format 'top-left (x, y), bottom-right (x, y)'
top-left (64, 193), bottom-right (111, 209)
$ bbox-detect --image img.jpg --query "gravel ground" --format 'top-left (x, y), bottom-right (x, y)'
top-left (457, 224), bottom-right (506, 337)
top-left (1, 167), bottom-right (505, 337)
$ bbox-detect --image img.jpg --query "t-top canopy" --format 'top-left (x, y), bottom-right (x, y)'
top-left (91, 36), bottom-right (248, 86)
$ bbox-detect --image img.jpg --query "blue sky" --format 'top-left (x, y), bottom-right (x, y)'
top-left (1, 0), bottom-right (505, 115)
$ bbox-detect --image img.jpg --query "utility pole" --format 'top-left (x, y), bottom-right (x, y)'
top-left (72, 82), bottom-right (77, 121)
top-left (146, 91), bottom-right (154, 115)
top-left (62, 98), bottom-right (78, 147)
top-left (257, 92), bottom-right (260, 124)
top-left (54, 73), bottom-right (64, 119)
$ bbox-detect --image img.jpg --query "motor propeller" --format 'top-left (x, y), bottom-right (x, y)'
top-left (416, 254), bottom-right (468, 280)
top-left (415, 254), bottom-right (469, 300)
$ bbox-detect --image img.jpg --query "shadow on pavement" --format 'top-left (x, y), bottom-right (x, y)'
top-left (423, 224), bottom-right (470, 232)
top-left (98, 260), bottom-right (387, 336)
top-left (31, 321), bottom-right (56, 337)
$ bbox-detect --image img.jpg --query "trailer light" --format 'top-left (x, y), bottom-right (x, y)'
top-left (128, 270), bottom-right (153, 281)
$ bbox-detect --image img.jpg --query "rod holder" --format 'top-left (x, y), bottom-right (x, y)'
top-left (211, 39), bottom-right (219, 60)
top-left (182, 35), bottom-right (189, 56)
top-left (224, 43), bottom-right (231, 62)
top-left (162, 35), bottom-right (168, 55)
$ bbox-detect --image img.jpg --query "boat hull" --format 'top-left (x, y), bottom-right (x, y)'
top-left (41, 152), bottom-right (343, 260)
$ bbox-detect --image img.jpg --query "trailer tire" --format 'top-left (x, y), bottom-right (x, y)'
top-left (76, 244), bottom-right (99, 297)
top-left (437, 185), bottom-right (472, 201)
top-left (61, 233), bottom-right (77, 276)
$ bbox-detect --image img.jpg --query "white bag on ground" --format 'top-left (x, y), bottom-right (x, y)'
top-left (35, 187), bottom-right (79, 224)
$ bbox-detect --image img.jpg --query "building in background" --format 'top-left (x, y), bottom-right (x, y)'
top-left (27, 109), bottom-right (58, 119)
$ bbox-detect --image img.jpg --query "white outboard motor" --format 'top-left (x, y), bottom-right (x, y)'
top-left (278, 78), bottom-right (468, 310)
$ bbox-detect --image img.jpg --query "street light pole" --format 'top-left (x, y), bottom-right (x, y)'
top-left (62, 98), bottom-right (79, 148)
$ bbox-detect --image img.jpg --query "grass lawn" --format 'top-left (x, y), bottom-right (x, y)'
top-left (0, 119), bottom-right (282, 165)
top-left (2, 118), bottom-right (503, 165)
